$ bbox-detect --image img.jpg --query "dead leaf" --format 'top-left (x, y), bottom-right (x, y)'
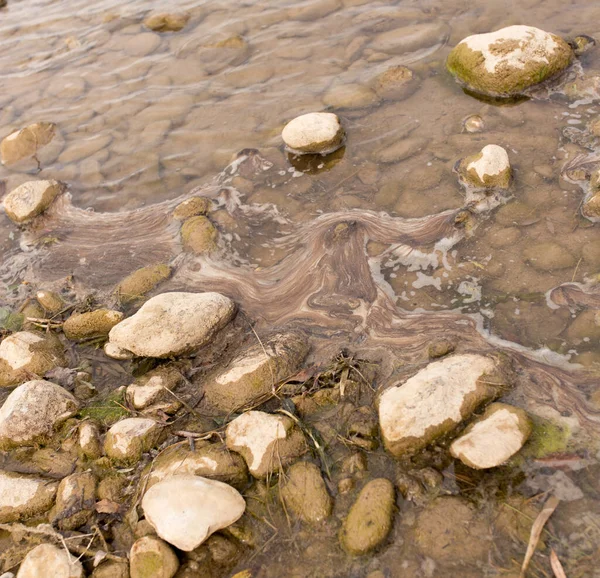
top-left (550, 549), bottom-right (567, 578)
top-left (95, 500), bottom-right (121, 514)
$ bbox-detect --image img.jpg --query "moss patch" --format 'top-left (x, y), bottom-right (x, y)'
top-left (79, 389), bottom-right (130, 426)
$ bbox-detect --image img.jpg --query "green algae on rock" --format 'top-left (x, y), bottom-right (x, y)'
top-left (116, 263), bottom-right (172, 303)
top-left (447, 26), bottom-right (573, 97)
top-left (0, 470), bottom-right (58, 522)
top-left (181, 215), bottom-right (218, 254)
top-left (172, 196), bottom-right (212, 220)
top-left (340, 478), bottom-right (395, 555)
top-left (63, 309), bottom-right (123, 341)
top-left (130, 536), bottom-right (179, 578)
top-left (144, 12), bottom-right (190, 33)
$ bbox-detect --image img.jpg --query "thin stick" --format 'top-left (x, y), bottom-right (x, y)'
top-left (520, 495), bottom-right (560, 578)
top-left (571, 257), bottom-right (583, 282)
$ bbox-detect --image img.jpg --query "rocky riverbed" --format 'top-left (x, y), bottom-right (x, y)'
top-left (0, 1), bottom-right (600, 577)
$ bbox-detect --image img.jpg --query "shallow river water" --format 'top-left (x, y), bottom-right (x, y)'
top-left (1, 0), bottom-right (600, 576)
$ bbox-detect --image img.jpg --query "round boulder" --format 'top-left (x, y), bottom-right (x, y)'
top-left (447, 25), bottom-right (573, 97)
top-left (16, 543), bottom-right (83, 578)
top-left (282, 112), bottom-right (345, 154)
top-left (457, 144), bottom-right (511, 190)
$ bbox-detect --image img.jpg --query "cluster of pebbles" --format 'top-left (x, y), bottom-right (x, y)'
top-left (0, 19), bottom-right (597, 578)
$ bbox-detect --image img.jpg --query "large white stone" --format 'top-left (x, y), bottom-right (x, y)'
top-left (0, 380), bottom-right (79, 448)
top-left (3, 180), bottom-right (64, 224)
top-left (379, 354), bottom-right (506, 456)
top-left (281, 112), bottom-right (344, 154)
top-left (0, 470), bottom-right (58, 523)
top-left (108, 292), bottom-right (235, 358)
top-left (225, 410), bottom-right (307, 477)
top-left (16, 544), bottom-right (83, 578)
top-left (142, 475), bottom-right (246, 551)
top-left (104, 417), bottom-right (161, 461)
top-left (450, 403), bottom-right (532, 469)
top-left (0, 331), bottom-right (65, 387)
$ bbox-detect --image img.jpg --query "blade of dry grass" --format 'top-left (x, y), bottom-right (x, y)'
top-left (520, 494), bottom-right (560, 578)
top-left (550, 549), bottom-right (567, 578)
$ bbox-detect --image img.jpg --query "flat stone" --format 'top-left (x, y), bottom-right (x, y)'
top-left (16, 544), bottom-right (83, 578)
top-left (3, 180), bottom-right (64, 224)
top-left (457, 144), bottom-right (512, 190)
top-left (104, 417), bottom-right (161, 461)
top-left (126, 365), bottom-right (182, 413)
top-left (1, 122), bottom-right (63, 171)
top-left (130, 536), bottom-right (179, 578)
top-left (0, 470), bottom-right (58, 523)
top-left (323, 84), bottom-right (380, 110)
top-left (0, 380), bottom-right (79, 448)
top-left (280, 461), bottom-right (332, 524)
top-left (0, 331), bottom-right (66, 387)
top-left (372, 65), bottom-right (418, 101)
top-left (447, 26), bottom-right (573, 97)
top-left (379, 354), bottom-right (508, 457)
top-left (108, 292), bottom-right (236, 358)
top-left (142, 475), bottom-right (246, 551)
top-left (147, 442), bottom-right (248, 490)
top-left (282, 112), bottom-right (345, 155)
top-left (202, 331), bottom-right (309, 413)
top-left (373, 137), bottom-right (429, 164)
top-left (226, 411), bottom-right (307, 478)
top-left (63, 309), bottom-right (123, 341)
top-left (340, 478), bottom-right (395, 555)
top-left (371, 21), bottom-right (449, 55)
top-left (523, 242), bottom-right (576, 271)
top-left (450, 403), bottom-right (531, 469)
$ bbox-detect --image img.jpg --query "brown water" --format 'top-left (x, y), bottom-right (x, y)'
top-left (1, 0), bottom-right (600, 576)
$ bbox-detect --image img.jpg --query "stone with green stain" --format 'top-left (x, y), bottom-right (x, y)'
top-left (457, 144), bottom-right (511, 190)
top-left (172, 196), bottom-right (211, 220)
top-left (116, 263), bottom-right (172, 303)
top-left (280, 461), bottom-right (332, 524)
top-left (447, 25), bottom-right (573, 97)
top-left (0, 331), bottom-right (66, 387)
top-left (63, 309), bottom-right (124, 341)
top-left (583, 191), bottom-right (600, 219)
top-left (340, 478), bottom-right (395, 555)
top-left (181, 215), bottom-right (217, 254)
top-left (130, 536), bottom-right (179, 578)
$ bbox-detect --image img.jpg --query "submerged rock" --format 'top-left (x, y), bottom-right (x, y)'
top-left (523, 242), bottom-right (576, 271)
top-left (203, 331), bottom-right (309, 413)
top-left (104, 417), bottom-right (161, 461)
top-left (49, 471), bottom-right (96, 530)
top-left (378, 354), bottom-right (508, 457)
top-left (108, 292), bottom-right (236, 358)
top-left (414, 496), bottom-right (491, 565)
top-left (36, 290), bottom-right (66, 314)
top-left (130, 536), bottom-right (179, 578)
top-left (0, 331), bottom-right (65, 387)
top-left (144, 12), bottom-right (190, 32)
top-left (0, 380), bottom-right (79, 448)
top-left (372, 65), bottom-right (418, 101)
top-left (142, 475), bottom-right (246, 551)
top-left (0, 470), bottom-right (58, 522)
top-left (3, 180), bottom-right (64, 224)
top-left (147, 442), bottom-right (248, 490)
top-left (322, 84), bottom-right (380, 110)
top-left (340, 478), bottom-right (395, 555)
top-left (63, 309), bottom-right (123, 341)
top-left (1, 122), bottom-right (63, 171)
top-left (180, 215), bottom-right (217, 254)
top-left (281, 112), bottom-right (345, 155)
top-left (450, 403), bottom-right (532, 469)
top-left (116, 264), bottom-right (172, 303)
top-left (16, 544), bottom-right (83, 578)
top-left (457, 144), bottom-right (511, 190)
top-left (447, 26), bottom-right (573, 97)
top-left (280, 461), bottom-right (332, 524)
top-left (225, 411), bottom-right (307, 478)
